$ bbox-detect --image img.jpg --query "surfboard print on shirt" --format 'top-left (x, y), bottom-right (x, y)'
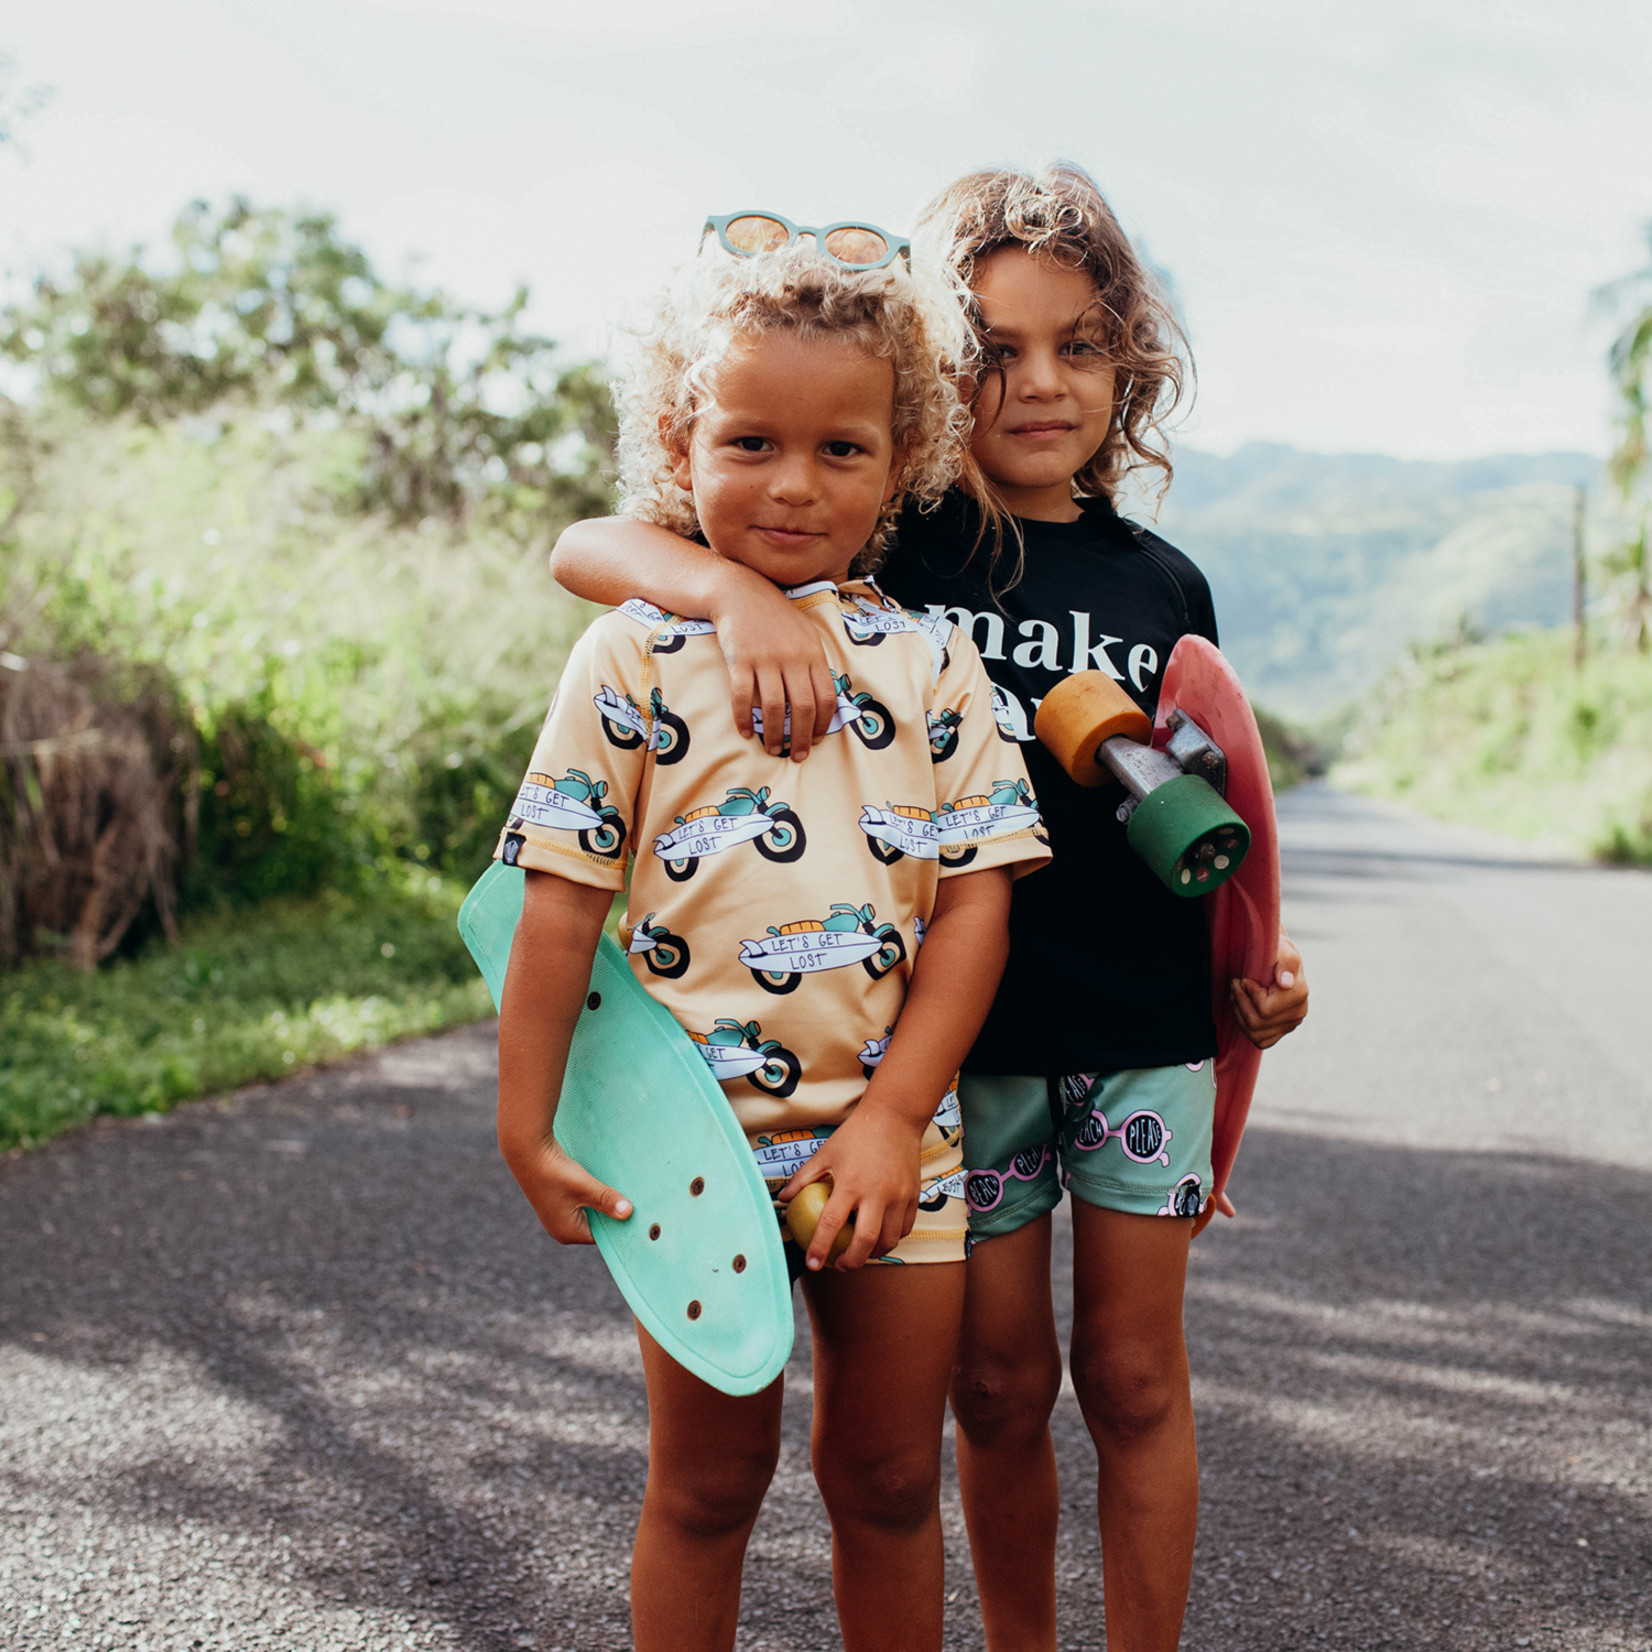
top-left (933, 778), bottom-right (1042, 866)
top-left (687, 1018), bottom-right (801, 1097)
top-left (504, 769), bottom-right (627, 859)
top-left (841, 592), bottom-right (921, 646)
top-left (859, 802), bottom-right (940, 864)
top-left (618, 597), bottom-right (717, 653)
top-left (652, 787), bottom-right (806, 881)
top-left (749, 670), bottom-right (895, 754)
top-left (594, 684), bottom-right (690, 763)
top-left (739, 902), bottom-right (907, 995)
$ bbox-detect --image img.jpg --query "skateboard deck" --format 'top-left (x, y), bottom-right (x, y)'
top-left (458, 861), bottom-right (793, 1395)
top-left (1153, 637), bottom-right (1279, 1234)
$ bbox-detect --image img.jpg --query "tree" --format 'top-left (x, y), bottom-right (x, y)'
top-left (0, 197), bottom-right (615, 538)
top-left (1602, 226), bottom-right (1652, 651)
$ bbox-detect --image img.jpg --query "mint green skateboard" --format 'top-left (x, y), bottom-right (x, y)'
top-left (459, 861), bottom-right (794, 1396)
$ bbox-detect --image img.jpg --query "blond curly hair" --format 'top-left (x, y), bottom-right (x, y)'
top-left (614, 244), bottom-right (973, 572)
top-left (915, 162), bottom-right (1191, 507)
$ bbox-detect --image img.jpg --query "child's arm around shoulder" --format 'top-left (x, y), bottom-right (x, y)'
top-left (781, 866), bottom-right (1013, 1272)
top-left (497, 870), bottom-right (634, 1242)
top-left (551, 515), bottom-right (838, 760)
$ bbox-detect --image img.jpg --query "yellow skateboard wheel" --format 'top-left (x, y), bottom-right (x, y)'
top-left (1034, 672), bottom-right (1153, 787)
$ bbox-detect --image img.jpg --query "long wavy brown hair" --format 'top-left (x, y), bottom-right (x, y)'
top-left (916, 162), bottom-right (1192, 514)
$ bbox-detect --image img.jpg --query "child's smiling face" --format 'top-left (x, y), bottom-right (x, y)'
top-left (969, 247), bottom-right (1118, 522)
top-left (670, 331), bottom-right (898, 588)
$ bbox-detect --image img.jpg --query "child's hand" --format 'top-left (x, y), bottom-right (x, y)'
top-left (779, 1109), bottom-right (925, 1272)
top-left (501, 1133), bottom-right (633, 1247)
top-left (710, 582), bottom-right (838, 761)
top-left (1231, 930), bottom-right (1309, 1050)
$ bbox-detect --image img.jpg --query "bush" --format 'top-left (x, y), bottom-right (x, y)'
top-left (0, 877), bottom-right (491, 1150)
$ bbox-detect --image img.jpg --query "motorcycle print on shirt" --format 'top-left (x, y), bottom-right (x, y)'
top-left (751, 1126), bottom-right (833, 1186)
top-left (859, 802), bottom-right (940, 864)
top-left (739, 902), bottom-right (907, 995)
top-left (504, 769), bottom-right (627, 860)
top-left (594, 684), bottom-right (690, 764)
top-left (688, 1018), bottom-right (801, 1098)
top-left (840, 592), bottom-right (921, 647)
top-left (617, 598), bottom-right (716, 653)
top-left (926, 707), bottom-right (962, 762)
top-left (617, 912), bottom-right (691, 979)
top-left (934, 778), bottom-right (1042, 867)
top-left (749, 670), bottom-right (895, 754)
top-left (652, 786), bottom-right (807, 881)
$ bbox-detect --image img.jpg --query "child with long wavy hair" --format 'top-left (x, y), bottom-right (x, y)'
top-left (498, 235), bottom-right (1050, 1652)
top-left (551, 166), bottom-right (1309, 1651)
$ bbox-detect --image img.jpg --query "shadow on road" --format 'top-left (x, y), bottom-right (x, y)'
top-left (2, 1032), bottom-right (1648, 1650)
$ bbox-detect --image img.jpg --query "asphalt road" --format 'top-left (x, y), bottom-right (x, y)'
top-left (2, 785), bottom-right (1648, 1652)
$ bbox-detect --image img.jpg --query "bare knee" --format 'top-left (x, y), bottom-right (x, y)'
top-left (814, 1440), bottom-right (941, 1535)
top-left (649, 1437), bottom-right (779, 1540)
top-left (1070, 1337), bottom-right (1187, 1447)
top-left (951, 1345), bottom-right (1062, 1449)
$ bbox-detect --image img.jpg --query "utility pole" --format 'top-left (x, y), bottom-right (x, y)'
top-left (1571, 485), bottom-right (1587, 669)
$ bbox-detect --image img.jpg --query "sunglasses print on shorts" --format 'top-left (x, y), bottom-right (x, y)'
top-left (964, 1143), bottom-right (1050, 1214)
top-left (1071, 1107), bottom-right (1174, 1168)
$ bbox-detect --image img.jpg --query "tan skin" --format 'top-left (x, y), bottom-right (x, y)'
top-left (503, 328), bottom-right (1016, 1652)
top-left (551, 252), bottom-right (1308, 1651)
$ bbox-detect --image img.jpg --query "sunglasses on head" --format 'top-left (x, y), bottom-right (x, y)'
top-left (702, 211), bottom-right (912, 272)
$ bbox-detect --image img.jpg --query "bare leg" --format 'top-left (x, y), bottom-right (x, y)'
top-left (803, 1261), bottom-right (965, 1652)
top-left (630, 1320), bottom-right (784, 1652)
top-left (948, 1213), bottom-right (1063, 1652)
top-left (1069, 1202), bottom-right (1198, 1652)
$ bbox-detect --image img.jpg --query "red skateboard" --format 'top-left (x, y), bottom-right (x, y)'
top-left (1034, 636), bottom-right (1280, 1234)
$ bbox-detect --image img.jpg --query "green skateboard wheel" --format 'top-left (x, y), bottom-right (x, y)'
top-left (1124, 774), bottom-right (1251, 898)
top-left (459, 862), bottom-right (793, 1395)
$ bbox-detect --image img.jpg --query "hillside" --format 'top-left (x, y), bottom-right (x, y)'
top-left (1334, 627), bottom-right (1652, 862)
top-left (1143, 443), bottom-right (1602, 718)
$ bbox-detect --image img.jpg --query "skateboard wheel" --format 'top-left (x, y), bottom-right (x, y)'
top-left (1033, 672), bottom-right (1152, 787)
top-left (784, 1180), bottom-right (854, 1260)
top-left (1125, 774), bottom-right (1251, 898)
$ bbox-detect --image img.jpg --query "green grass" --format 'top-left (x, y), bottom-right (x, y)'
top-left (0, 875), bottom-right (495, 1151)
top-left (1334, 628), bottom-right (1652, 861)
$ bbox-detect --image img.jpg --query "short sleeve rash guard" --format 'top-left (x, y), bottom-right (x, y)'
top-left (877, 493), bottom-right (1221, 1074)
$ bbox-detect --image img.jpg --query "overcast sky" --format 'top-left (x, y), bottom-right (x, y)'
top-left (3, 0), bottom-right (1649, 460)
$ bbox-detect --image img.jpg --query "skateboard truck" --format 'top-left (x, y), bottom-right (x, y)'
top-left (1034, 672), bottom-right (1251, 898)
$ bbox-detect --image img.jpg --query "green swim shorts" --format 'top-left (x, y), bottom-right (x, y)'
top-left (959, 1063), bottom-right (1216, 1240)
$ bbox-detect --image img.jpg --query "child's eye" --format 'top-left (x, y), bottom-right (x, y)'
top-left (731, 436), bottom-right (772, 452)
top-left (823, 440), bottom-right (863, 459)
top-left (1063, 339), bottom-right (1107, 358)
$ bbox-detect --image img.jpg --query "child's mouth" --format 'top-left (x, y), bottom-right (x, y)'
top-left (755, 526), bottom-right (823, 547)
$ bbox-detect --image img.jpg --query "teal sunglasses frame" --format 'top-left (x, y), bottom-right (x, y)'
top-left (702, 211), bottom-right (912, 273)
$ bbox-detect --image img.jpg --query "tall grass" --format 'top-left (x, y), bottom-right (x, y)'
top-left (1335, 628), bottom-right (1652, 859)
top-left (2, 406), bottom-right (596, 919)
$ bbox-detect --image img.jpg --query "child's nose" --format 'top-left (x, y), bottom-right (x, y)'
top-left (1014, 346), bottom-right (1064, 398)
top-left (770, 455), bottom-right (819, 502)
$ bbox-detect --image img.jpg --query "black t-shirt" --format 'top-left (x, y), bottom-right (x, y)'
top-left (877, 493), bottom-right (1221, 1075)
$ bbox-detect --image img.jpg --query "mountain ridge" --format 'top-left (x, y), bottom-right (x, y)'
top-left (1131, 442), bottom-right (1603, 718)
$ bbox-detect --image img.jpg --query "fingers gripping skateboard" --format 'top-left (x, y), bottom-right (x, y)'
top-left (1034, 672), bottom-right (1251, 897)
